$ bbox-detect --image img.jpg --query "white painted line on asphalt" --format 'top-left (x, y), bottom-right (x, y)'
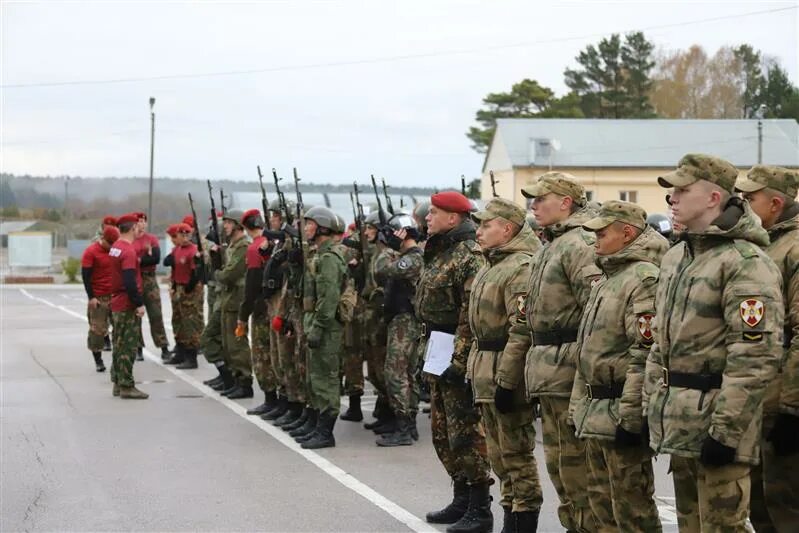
top-left (18, 288), bottom-right (436, 533)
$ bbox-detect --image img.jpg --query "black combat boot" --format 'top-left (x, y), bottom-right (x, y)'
top-left (160, 345), bottom-right (171, 361)
top-left (426, 479), bottom-right (469, 524)
top-left (274, 402), bottom-right (304, 427)
top-left (247, 390), bottom-right (278, 416)
top-left (366, 396), bottom-right (388, 427)
top-left (373, 416), bottom-right (398, 435)
top-left (376, 414), bottom-right (414, 447)
top-left (301, 412), bottom-right (336, 449)
top-left (283, 407), bottom-right (310, 431)
top-left (211, 366), bottom-right (235, 391)
top-left (500, 507), bottom-right (515, 533)
top-left (409, 413), bottom-right (419, 441)
top-left (339, 395), bottom-right (363, 422)
top-left (227, 380), bottom-right (254, 399)
top-left (261, 396), bottom-right (289, 421)
top-left (203, 364), bottom-right (224, 386)
top-left (92, 352), bottom-right (106, 372)
top-left (165, 344), bottom-right (186, 365)
top-left (136, 346), bottom-right (144, 361)
top-left (291, 409), bottom-right (319, 440)
top-left (514, 510), bottom-right (538, 533)
top-left (220, 376), bottom-right (241, 396)
top-left (446, 482), bottom-right (493, 533)
top-left (103, 335), bottom-right (112, 352)
top-left (176, 348), bottom-right (198, 369)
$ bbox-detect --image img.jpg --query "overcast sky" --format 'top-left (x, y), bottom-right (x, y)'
top-left (2, 0), bottom-right (797, 187)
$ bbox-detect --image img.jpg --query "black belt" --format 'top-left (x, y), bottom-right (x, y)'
top-left (785, 326), bottom-right (793, 349)
top-left (420, 322), bottom-right (458, 339)
top-left (532, 328), bottom-right (578, 346)
top-left (476, 338), bottom-right (508, 351)
top-left (662, 368), bottom-right (722, 392)
top-left (586, 381), bottom-right (625, 400)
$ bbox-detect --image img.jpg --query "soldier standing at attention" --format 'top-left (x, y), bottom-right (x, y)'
top-left (164, 223), bottom-right (203, 370)
top-left (81, 225), bottom-right (120, 372)
top-left (735, 165), bottom-right (799, 531)
top-left (417, 191), bottom-right (492, 533)
top-left (108, 213), bottom-right (149, 399)
top-left (570, 201), bottom-right (667, 532)
top-left (504, 172), bottom-right (601, 532)
top-left (214, 209), bottom-right (253, 399)
top-left (467, 198), bottom-right (542, 532)
top-left (298, 207), bottom-right (347, 450)
top-left (646, 154), bottom-right (783, 531)
top-left (133, 212), bottom-right (171, 361)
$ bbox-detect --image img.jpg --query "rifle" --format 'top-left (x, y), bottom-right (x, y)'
top-left (207, 180), bottom-right (223, 269)
top-left (257, 165), bottom-right (269, 224)
top-left (352, 183), bottom-right (368, 291)
top-left (370, 174), bottom-right (387, 226)
top-left (489, 170), bottom-right (499, 198)
top-left (381, 178), bottom-right (395, 216)
top-left (218, 188), bottom-right (228, 247)
top-left (293, 168), bottom-right (305, 293)
top-left (461, 175), bottom-right (467, 196)
top-left (272, 168), bottom-right (293, 225)
top-left (187, 193), bottom-right (207, 282)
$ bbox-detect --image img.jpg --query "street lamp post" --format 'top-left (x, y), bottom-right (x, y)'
top-left (147, 97), bottom-right (156, 226)
top-left (755, 104), bottom-right (766, 164)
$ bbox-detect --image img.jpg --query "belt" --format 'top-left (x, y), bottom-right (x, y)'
top-left (476, 338), bottom-right (508, 351)
top-left (785, 326), bottom-right (793, 349)
top-left (141, 270), bottom-right (156, 276)
top-left (532, 328), bottom-right (578, 346)
top-left (662, 368), bottom-right (722, 392)
top-left (586, 381), bottom-right (625, 400)
top-left (420, 322), bottom-right (458, 339)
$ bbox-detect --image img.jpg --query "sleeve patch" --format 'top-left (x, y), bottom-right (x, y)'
top-left (637, 314), bottom-right (654, 346)
top-left (739, 299), bottom-right (765, 327)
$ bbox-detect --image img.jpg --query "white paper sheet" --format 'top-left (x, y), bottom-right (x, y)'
top-left (422, 331), bottom-right (455, 376)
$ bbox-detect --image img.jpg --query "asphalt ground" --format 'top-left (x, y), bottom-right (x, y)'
top-left (1, 285), bottom-right (679, 532)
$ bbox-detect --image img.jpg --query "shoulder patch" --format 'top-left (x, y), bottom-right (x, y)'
top-left (733, 240), bottom-right (759, 259)
top-left (397, 257), bottom-right (411, 270)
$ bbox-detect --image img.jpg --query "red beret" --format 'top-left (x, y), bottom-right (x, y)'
top-left (117, 213), bottom-right (139, 225)
top-left (134, 211), bottom-right (147, 221)
top-left (102, 226), bottom-right (120, 244)
top-left (241, 208), bottom-right (261, 225)
top-left (182, 215), bottom-right (195, 227)
top-left (102, 215), bottom-right (117, 226)
top-left (431, 191), bottom-right (472, 214)
top-left (166, 224), bottom-right (179, 237)
top-left (177, 223), bottom-right (193, 234)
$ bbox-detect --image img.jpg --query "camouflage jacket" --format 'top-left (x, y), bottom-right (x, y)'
top-left (374, 245), bottom-right (421, 321)
top-left (466, 223), bottom-right (540, 402)
top-left (763, 205), bottom-right (799, 417)
top-left (571, 226), bottom-right (669, 440)
top-left (304, 239), bottom-right (346, 336)
top-left (645, 201), bottom-right (783, 464)
top-left (215, 234), bottom-right (248, 312)
top-left (415, 220), bottom-right (484, 374)
top-left (503, 206), bottom-right (601, 398)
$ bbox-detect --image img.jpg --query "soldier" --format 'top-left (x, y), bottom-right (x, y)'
top-left (734, 165), bottom-right (799, 531)
top-left (108, 213), bottom-right (149, 399)
top-left (503, 172), bottom-right (600, 532)
top-left (214, 208), bottom-right (253, 399)
top-left (373, 212), bottom-right (423, 447)
top-left (645, 154), bottom-right (783, 531)
top-left (133, 212), bottom-right (171, 361)
top-left (467, 198), bottom-right (542, 532)
top-left (81, 225), bottom-right (120, 372)
top-left (417, 191), bottom-right (492, 533)
top-left (164, 223), bottom-right (204, 370)
top-left (570, 201), bottom-right (667, 532)
top-left (339, 225), bottom-right (367, 423)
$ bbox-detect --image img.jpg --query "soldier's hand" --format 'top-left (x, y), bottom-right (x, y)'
top-left (283, 320), bottom-right (295, 337)
top-left (135, 306), bottom-right (145, 318)
top-left (614, 425), bottom-right (642, 448)
top-left (88, 297), bottom-right (100, 310)
top-left (699, 436), bottom-right (736, 466)
top-left (439, 364), bottom-right (465, 386)
top-left (394, 228), bottom-right (407, 240)
top-left (767, 413), bottom-right (799, 456)
top-left (235, 321), bottom-right (247, 338)
top-left (494, 385), bottom-right (515, 414)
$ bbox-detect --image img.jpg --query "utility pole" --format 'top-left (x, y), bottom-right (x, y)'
top-left (63, 176), bottom-right (69, 219)
top-left (755, 104), bottom-right (766, 164)
top-left (147, 97), bottom-right (156, 226)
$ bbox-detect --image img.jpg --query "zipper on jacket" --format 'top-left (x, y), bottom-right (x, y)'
top-left (680, 278), bottom-right (695, 322)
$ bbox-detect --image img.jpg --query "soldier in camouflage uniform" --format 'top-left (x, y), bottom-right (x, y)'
top-left (569, 201), bottom-right (668, 532)
top-left (134, 212), bottom-right (171, 360)
top-left (214, 209), bottom-right (253, 399)
top-left (339, 229), bottom-right (366, 422)
top-left (164, 223), bottom-right (204, 369)
top-left (504, 172), bottom-right (601, 532)
top-left (82, 225), bottom-right (120, 372)
top-left (417, 192), bottom-right (492, 533)
top-left (735, 165), bottom-right (799, 532)
top-left (466, 198), bottom-right (542, 532)
top-left (645, 154), bottom-right (783, 532)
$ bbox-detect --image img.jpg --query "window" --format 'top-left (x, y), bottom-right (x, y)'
top-left (619, 190), bottom-right (638, 203)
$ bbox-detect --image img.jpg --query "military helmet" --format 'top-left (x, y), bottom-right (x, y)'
top-left (413, 200), bottom-right (430, 229)
top-left (331, 213), bottom-right (346, 234)
top-left (387, 212), bottom-right (418, 232)
top-left (303, 206), bottom-right (339, 232)
top-left (364, 210), bottom-right (383, 227)
top-left (223, 208), bottom-right (245, 227)
top-left (646, 213), bottom-right (673, 238)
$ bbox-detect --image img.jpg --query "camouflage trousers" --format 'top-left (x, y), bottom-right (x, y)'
top-left (141, 272), bottom-right (168, 348)
top-left (251, 310), bottom-right (277, 394)
top-left (429, 378), bottom-right (491, 484)
top-left (750, 415), bottom-right (799, 533)
top-left (304, 314), bottom-right (343, 417)
top-left (384, 313), bottom-right (420, 417)
top-left (171, 285), bottom-right (203, 349)
top-left (341, 309), bottom-right (365, 396)
top-left (585, 439), bottom-right (661, 533)
top-left (538, 396), bottom-right (594, 532)
top-left (111, 310), bottom-right (140, 387)
top-left (480, 402), bottom-right (542, 512)
top-left (284, 301), bottom-right (307, 403)
top-left (266, 294), bottom-right (285, 396)
top-left (86, 294), bottom-right (112, 352)
top-left (201, 291), bottom-right (224, 365)
top-left (364, 302), bottom-right (388, 400)
top-left (671, 456), bottom-right (751, 532)
top-left (221, 308), bottom-right (252, 385)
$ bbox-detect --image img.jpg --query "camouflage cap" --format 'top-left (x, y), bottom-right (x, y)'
top-left (521, 172), bottom-right (585, 202)
top-left (735, 165), bottom-right (799, 198)
top-left (582, 200), bottom-right (647, 231)
top-left (471, 198), bottom-right (526, 227)
top-left (657, 153), bottom-right (738, 193)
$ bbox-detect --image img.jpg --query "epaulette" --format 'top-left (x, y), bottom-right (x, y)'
top-left (634, 262), bottom-right (660, 282)
top-left (733, 240), bottom-right (759, 259)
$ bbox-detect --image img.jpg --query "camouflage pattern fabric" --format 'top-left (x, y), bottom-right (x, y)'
top-left (171, 284), bottom-right (203, 349)
top-left (341, 296), bottom-right (365, 396)
top-left (385, 313), bottom-right (421, 417)
top-left (87, 294), bottom-right (112, 352)
top-left (585, 439), bottom-right (661, 533)
top-left (217, 234), bottom-right (251, 382)
top-left (200, 289), bottom-right (224, 365)
top-left (222, 309), bottom-right (251, 384)
top-left (267, 291), bottom-right (286, 396)
top-left (286, 297), bottom-right (307, 403)
top-left (111, 309), bottom-right (140, 387)
top-left (141, 272), bottom-right (168, 348)
top-left (251, 309), bottom-right (276, 394)
top-left (750, 415), bottom-right (799, 532)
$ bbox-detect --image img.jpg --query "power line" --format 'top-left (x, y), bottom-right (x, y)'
top-left (3, 5), bottom-right (795, 89)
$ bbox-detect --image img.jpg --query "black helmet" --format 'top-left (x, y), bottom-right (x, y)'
top-left (380, 212), bottom-right (420, 250)
top-left (647, 213), bottom-right (673, 238)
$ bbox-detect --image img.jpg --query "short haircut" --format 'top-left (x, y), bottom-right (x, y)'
top-left (118, 221), bottom-right (136, 233)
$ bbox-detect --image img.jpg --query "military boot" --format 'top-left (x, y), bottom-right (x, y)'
top-left (372, 416), bottom-right (397, 435)
top-left (426, 480), bottom-right (469, 524)
top-left (409, 414), bottom-right (419, 441)
top-left (220, 376), bottom-right (242, 396)
top-left (227, 380), bottom-right (254, 399)
top-left (376, 414), bottom-right (414, 447)
top-left (514, 510), bottom-right (538, 533)
top-left (367, 396), bottom-right (388, 424)
top-left (160, 345), bottom-right (171, 361)
top-left (212, 366), bottom-right (235, 392)
top-left (301, 412), bottom-right (336, 449)
top-left (92, 352), bottom-right (106, 372)
top-left (339, 395), bottom-right (363, 422)
top-left (176, 348), bottom-right (198, 369)
top-left (446, 482), bottom-right (493, 533)
top-left (247, 390), bottom-right (278, 415)
top-left (274, 402), bottom-right (304, 427)
top-left (165, 344), bottom-right (186, 365)
top-left (112, 383), bottom-right (120, 397)
top-left (103, 335), bottom-right (112, 352)
top-left (500, 507), bottom-right (515, 533)
top-left (284, 407), bottom-right (310, 431)
top-left (119, 385), bottom-right (149, 399)
top-left (203, 366), bottom-right (224, 386)
top-left (136, 347), bottom-right (144, 361)
top-left (261, 396), bottom-right (289, 421)
top-left (291, 409), bottom-right (319, 440)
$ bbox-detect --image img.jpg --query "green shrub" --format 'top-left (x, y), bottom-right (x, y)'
top-left (61, 257), bottom-right (80, 283)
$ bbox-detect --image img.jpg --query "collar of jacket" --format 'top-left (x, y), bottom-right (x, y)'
top-left (768, 202), bottom-right (799, 239)
top-left (424, 219), bottom-right (476, 259)
top-left (682, 197), bottom-right (770, 251)
top-left (542, 204), bottom-right (597, 242)
top-left (595, 225), bottom-right (669, 275)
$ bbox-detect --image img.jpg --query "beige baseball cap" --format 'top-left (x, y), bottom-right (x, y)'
top-left (658, 153), bottom-right (739, 193)
top-left (521, 172), bottom-right (585, 202)
top-left (471, 198), bottom-right (526, 227)
top-left (582, 200), bottom-right (647, 231)
top-left (735, 165), bottom-right (799, 198)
